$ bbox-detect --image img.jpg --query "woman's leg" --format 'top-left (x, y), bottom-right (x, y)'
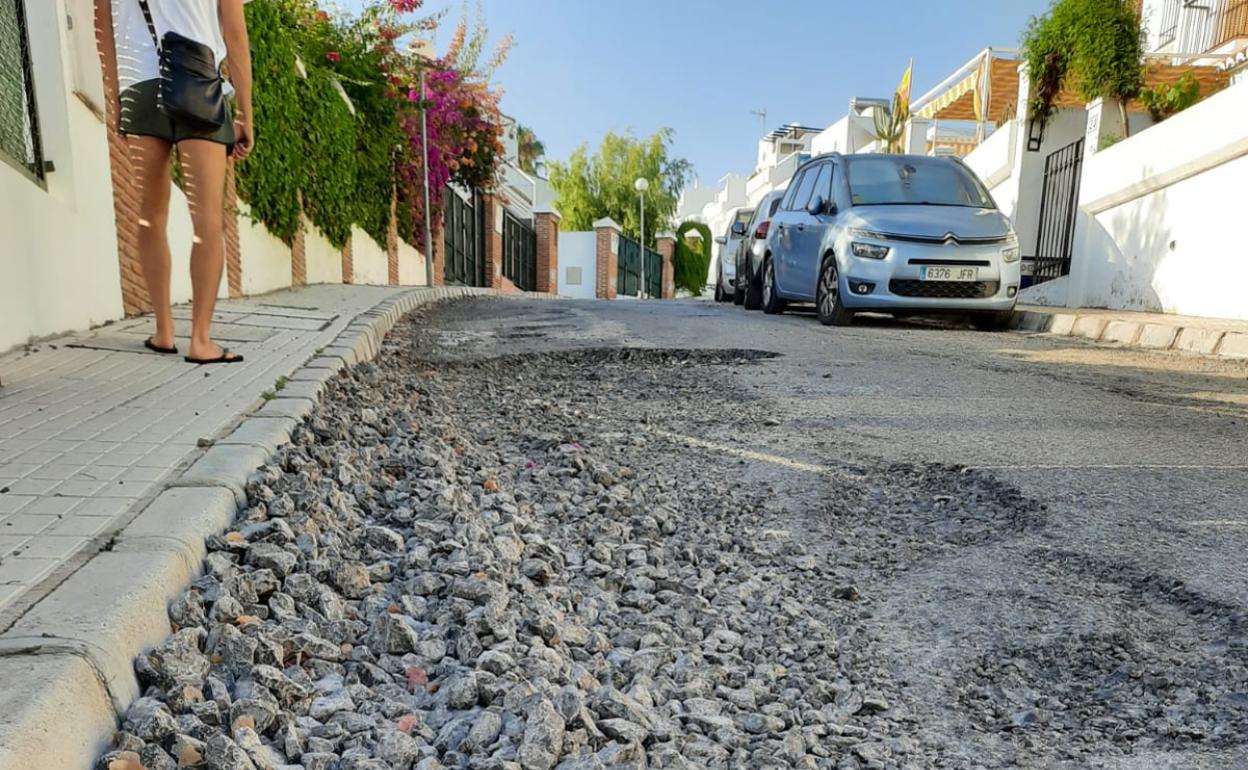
top-left (177, 139), bottom-right (237, 361)
top-left (126, 135), bottom-right (175, 348)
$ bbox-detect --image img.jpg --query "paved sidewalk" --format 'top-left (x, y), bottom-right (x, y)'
top-left (1012, 304), bottom-right (1248, 359)
top-left (0, 285), bottom-right (420, 625)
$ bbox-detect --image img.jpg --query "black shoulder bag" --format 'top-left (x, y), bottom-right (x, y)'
top-left (137, 0), bottom-right (229, 132)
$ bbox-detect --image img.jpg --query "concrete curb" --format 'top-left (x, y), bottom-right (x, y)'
top-left (1009, 307), bottom-right (1248, 361)
top-left (0, 285), bottom-right (523, 770)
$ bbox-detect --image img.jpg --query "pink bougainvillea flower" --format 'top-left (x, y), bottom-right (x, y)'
top-left (389, 0), bottom-right (423, 12)
top-left (326, 51), bottom-right (341, 63)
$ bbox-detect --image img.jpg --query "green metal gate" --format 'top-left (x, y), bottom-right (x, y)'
top-left (443, 187), bottom-right (485, 286)
top-left (644, 246), bottom-right (662, 298)
top-left (503, 211), bottom-right (536, 291)
top-left (618, 235), bottom-right (661, 297)
top-left (618, 235), bottom-right (642, 297)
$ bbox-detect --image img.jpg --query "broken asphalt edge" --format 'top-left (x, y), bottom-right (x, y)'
top-left (0, 286), bottom-right (549, 769)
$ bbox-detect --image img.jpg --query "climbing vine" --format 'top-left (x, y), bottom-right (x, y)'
top-left (1022, 0), bottom-right (1144, 130)
top-left (673, 221), bottom-right (712, 296)
top-left (235, 0), bottom-right (509, 250)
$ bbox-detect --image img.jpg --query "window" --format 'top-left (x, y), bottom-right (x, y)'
top-left (781, 169), bottom-right (808, 210)
top-left (0, 0), bottom-right (45, 182)
top-left (787, 165), bottom-right (820, 210)
top-left (846, 157), bottom-right (994, 208)
top-left (809, 164), bottom-right (834, 207)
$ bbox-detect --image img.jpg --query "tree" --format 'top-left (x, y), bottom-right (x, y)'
top-left (515, 124), bottom-right (545, 175)
top-left (1022, 0), bottom-right (1144, 133)
top-left (547, 129), bottom-right (694, 244)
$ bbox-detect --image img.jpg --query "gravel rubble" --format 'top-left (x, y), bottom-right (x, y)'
top-left (94, 299), bottom-right (1248, 770)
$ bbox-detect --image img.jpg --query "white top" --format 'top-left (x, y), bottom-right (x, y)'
top-left (112, 0), bottom-right (248, 94)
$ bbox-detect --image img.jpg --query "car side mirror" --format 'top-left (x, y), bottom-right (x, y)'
top-left (714, 236), bottom-right (727, 245)
top-left (731, 222), bottom-right (747, 237)
top-left (807, 195), bottom-right (826, 216)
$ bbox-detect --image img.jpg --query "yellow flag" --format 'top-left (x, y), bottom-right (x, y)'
top-left (897, 59), bottom-right (914, 111)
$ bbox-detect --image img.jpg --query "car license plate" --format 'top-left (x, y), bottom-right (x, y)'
top-left (921, 266), bottom-right (978, 282)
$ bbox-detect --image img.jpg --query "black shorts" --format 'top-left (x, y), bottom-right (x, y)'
top-left (118, 79), bottom-right (236, 149)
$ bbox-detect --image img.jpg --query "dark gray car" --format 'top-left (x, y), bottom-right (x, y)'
top-left (732, 189), bottom-right (786, 310)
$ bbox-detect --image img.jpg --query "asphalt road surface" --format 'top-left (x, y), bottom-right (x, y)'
top-left (430, 296), bottom-right (1248, 769)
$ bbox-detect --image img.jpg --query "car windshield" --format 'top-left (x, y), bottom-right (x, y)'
top-left (846, 157), bottom-right (994, 208)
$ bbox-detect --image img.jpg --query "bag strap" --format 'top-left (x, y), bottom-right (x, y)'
top-left (137, 0), bottom-right (160, 51)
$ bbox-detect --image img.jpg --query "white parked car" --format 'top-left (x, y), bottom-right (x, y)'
top-left (762, 153), bottom-right (1021, 329)
top-left (713, 207), bottom-right (754, 302)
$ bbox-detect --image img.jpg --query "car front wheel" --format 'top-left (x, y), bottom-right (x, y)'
top-left (816, 257), bottom-right (854, 327)
top-left (761, 257), bottom-right (785, 315)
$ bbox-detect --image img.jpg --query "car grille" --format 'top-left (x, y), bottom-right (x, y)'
top-left (888, 280), bottom-right (1000, 299)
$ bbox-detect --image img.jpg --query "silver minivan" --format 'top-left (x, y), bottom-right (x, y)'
top-left (762, 153), bottom-right (1021, 329)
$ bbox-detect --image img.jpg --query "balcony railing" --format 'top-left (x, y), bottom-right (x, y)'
top-left (1214, 0), bottom-right (1248, 48)
top-left (1158, 0), bottom-right (1181, 47)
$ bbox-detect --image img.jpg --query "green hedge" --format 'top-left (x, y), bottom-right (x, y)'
top-left (236, 0), bottom-right (394, 250)
top-left (673, 221), bottom-right (712, 296)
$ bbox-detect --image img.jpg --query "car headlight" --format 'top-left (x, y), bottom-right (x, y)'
top-left (851, 242), bottom-right (890, 259)
top-left (1001, 242), bottom-right (1020, 263)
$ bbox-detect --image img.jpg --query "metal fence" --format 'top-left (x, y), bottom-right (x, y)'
top-left (443, 187), bottom-right (485, 286)
top-left (503, 211), bottom-right (536, 292)
top-left (0, 0), bottom-right (44, 183)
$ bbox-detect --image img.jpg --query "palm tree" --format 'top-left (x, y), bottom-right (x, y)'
top-left (516, 124), bottom-right (546, 175)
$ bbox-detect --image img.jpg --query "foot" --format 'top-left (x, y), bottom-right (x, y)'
top-left (148, 330), bottom-right (176, 351)
top-left (145, 337), bottom-right (178, 355)
top-left (185, 341), bottom-right (244, 365)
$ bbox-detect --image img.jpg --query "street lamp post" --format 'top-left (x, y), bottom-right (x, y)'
top-left (634, 177), bottom-right (649, 298)
top-left (420, 68), bottom-right (434, 287)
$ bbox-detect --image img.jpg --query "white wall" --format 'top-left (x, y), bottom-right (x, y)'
top-left (1067, 80), bottom-right (1248, 319)
top-left (397, 242), bottom-right (427, 286)
top-left (305, 225), bottom-right (342, 285)
top-left (238, 204), bottom-right (292, 296)
top-left (0, 0), bottom-right (123, 351)
top-left (557, 232), bottom-right (596, 300)
top-left (350, 228), bottom-right (389, 286)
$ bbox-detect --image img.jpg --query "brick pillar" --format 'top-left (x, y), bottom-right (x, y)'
top-left (341, 237), bottom-right (354, 284)
top-left (534, 208), bottom-right (561, 295)
top-left (223, 161), bottom-right (242, 298)
top-left (481, 194), bottom-right (504, 289)
top-left (387, 188), bottom-right (399, 286)
top-left (96, 5), bottom-right (146, 316)
top-left (431, 216), bottom-right (445, 287)
top-left (593, 217), bottom-right (621, 300)
top-left (655, 232), bottom-right (676, 300)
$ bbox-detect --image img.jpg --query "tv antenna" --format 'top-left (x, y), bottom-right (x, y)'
top-left (750, 108), bottom-right (767, 133)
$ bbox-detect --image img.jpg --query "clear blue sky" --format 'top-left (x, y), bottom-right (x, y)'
top-left (343, 0), bottom-right (1049, 185)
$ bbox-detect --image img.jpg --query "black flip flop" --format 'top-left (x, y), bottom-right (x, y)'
top-left (185, 349), bottom-right (244, 365)
top-left (145, 338), bottom-right (178, 355)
